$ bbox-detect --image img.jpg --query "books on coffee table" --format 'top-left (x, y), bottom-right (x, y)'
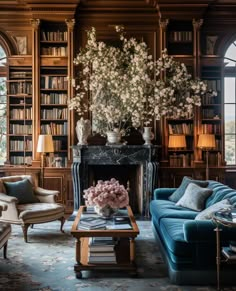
top-left (78, 217), bottom-right (106, 230)
top-left (88, 237), bottom-right (117, 264)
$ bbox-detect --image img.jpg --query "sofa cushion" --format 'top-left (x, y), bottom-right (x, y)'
top-left (169, 176), bottom-right (209, 203)
top-left (195, 199), bottom-right (232, 220)
top-left (176, 183), bottom-right (213, 211)
top-left (159, 217), bottom-right (193, 257)
top-left (4, 179), bottom-right (39, 204)
top-left (150, 200), bottom-right (197, 225)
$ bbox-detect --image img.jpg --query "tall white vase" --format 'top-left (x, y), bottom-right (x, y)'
top-left (142, 127), bottom-right (154, 145)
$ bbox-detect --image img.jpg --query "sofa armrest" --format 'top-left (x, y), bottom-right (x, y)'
top-left (183, 220), bottom-right (236, 243)
top-left (34, 187), bottom-right (59, 203)
top-left (153, 188), bottom-right (177, 200)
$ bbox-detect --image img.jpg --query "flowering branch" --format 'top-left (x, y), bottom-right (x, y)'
top-left (68, 27), bottom-right (208, 135)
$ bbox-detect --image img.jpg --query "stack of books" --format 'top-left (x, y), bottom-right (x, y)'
top-left (88, 237), bottom-right (117, 264)
top-left (79, 217), bottom-right (106, 230)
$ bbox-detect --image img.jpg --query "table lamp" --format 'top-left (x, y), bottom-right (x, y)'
top-left (36, 134), bottom-right (54, 187)
top-left (168, 135), bottom-right (187, 167)
top-left (168, 134), bottom-right (187, 150)
top-left (197, 133), bottom-right (216, 180)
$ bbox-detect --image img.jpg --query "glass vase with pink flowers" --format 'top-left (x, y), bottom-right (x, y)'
top-left (83, 178), bottom-right (129, 218)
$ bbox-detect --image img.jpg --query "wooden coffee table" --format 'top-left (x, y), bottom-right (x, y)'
top-left (71, 206), bottom-right (140, 278)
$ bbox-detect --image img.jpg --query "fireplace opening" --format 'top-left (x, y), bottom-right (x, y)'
top-left (88, 165), bottom-right (143, 214)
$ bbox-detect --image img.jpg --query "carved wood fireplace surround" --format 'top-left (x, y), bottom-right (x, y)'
top-left (70, 145), bottom-right (158, 218)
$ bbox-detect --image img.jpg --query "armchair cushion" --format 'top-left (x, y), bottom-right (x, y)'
top-left (4, 179), bottom-right (39, 204)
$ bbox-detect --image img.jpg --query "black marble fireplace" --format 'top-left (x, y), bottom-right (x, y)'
top-left (70, 145), bottom-right (158, 218)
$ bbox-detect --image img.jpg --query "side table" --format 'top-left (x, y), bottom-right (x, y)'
top-left (212, 209), bottom-right (236, 291)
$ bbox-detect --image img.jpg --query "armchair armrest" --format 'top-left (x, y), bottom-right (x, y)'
top-left (0, 192), bottom-right (18, 203)
top-left (153, 188), bottom-right (177, 200)
top-left (34, 187), bottom-right (59, 203)
top-left (0, 193), bottom-right (19, 222)
top-left (183, 220), bottom-right (236, 243)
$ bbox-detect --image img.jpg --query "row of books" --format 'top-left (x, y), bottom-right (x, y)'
top-left (40, 122), bottom-right (68, 135)
top-left (41, 46), bottom-right (67, 57)
top-left (10, 155), bottom-right (32, 165)
top-left (10, 71), bottom-right (32, 79)
top-left (201, 93), bottom-right (220, 105)
top-left (10, 108), bottom-right (32, 120)
top-left (168, 123), bottom-right (193, 135)
top-left (169, 154), bottom-right (194, 167)
top-left (40, 108), bottom-right (68, 120)
top-left (9, 83), bottom-right (32, 95)
top-left (40, 93), bottom-right (67, 105)
top-left (202, 123), bottom-right (221, 134)
top-left (202, 109), bottom-right (221, 119)
top-left (40, 76), bottom-right (68, 90)
top-left (88, 237), bottom-right (117, 264)
top-left (204, 80), bottom-right (221, 92)
top-left (41, 30), bottom-right (68, 42)
top-left (10, 124), bottom-right (32, 135)
top-left (169, 31), bottom-right (192, 42)
top-left (10, 140), bottom-right (32, 151)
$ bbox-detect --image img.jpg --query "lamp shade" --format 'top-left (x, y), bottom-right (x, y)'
top-left (168, 135), bottom-right (186, 149)
top-left (197, 134), bottom-right (216, 149)
top-left (36, 134), bottom-right (54, 153)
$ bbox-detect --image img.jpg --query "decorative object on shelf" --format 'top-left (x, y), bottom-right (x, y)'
top-left (106, 129), bottom-right (121, 145)
top-left (197, 134), bottom-right (216, 180)
top-left (142, 127), bottom-right (154, 145)
top-left (36, 134), bottom-right (54, 187)
top-left (206, 35), bottom-right (218, 55)
top-left (83, 178), bottom-right (129, 218)
top-left (75, 117), bottom-right (91, 145)
top-left (68, 27), bottom-right (207, 137)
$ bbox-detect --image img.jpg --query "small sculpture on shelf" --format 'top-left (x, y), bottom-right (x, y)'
top-left (75, 117), bottom-right (91, 145)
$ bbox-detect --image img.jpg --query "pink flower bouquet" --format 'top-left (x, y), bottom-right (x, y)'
top-left (83, 178), bottom-right (129, 209)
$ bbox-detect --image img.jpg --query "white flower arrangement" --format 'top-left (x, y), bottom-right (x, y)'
top-left (68, 26), bottom-right (208, 135)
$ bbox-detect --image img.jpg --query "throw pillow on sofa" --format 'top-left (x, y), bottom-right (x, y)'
top-left (176, 182), bottom-right (213, 211)
top-left (169, 176), bottom-right (209, 203)
top-left (195, 199), bottom-right (232, 220)
top-left (4, 178), bottom-right (39, 204)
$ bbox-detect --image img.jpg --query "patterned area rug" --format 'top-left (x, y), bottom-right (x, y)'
top-left (0, 220), bottom-right (235, 291)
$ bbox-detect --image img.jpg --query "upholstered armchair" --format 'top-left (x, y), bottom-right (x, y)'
top-left (0, 175), bottom-right (65, 242)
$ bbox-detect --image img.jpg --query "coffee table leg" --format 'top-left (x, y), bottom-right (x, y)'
top-left (74, 239), bottom-right (82, 279)
top-left (129, 237), bottom-right (135, 263)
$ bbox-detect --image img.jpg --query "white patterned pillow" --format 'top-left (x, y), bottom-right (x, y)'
top-left (176, 182), bottom-right (213, 211)
top-left (195, 199), bottom-right (232, 220)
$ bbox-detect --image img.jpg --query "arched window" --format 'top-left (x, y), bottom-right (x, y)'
top-left (0, 45), bottom-right (7, 165)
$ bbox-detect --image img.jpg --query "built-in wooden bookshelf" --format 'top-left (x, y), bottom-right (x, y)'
top-left (159, 18), bottom-right (225, 185)
top-left (6, 57), bottom-right (33, 166)
top-left (39, 20), bottom-right (72, 168)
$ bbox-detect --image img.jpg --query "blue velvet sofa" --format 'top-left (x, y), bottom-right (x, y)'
top-left (150, 179), bottom-right (236, 285)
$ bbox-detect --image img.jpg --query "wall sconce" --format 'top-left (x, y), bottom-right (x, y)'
top-left (197, 133), bottom-right (216, 180)
top-left (36, 134), bottom-right (54, 187)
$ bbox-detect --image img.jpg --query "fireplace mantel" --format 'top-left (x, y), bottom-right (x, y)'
top-left (70, 145), bottom-right (158, 219)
